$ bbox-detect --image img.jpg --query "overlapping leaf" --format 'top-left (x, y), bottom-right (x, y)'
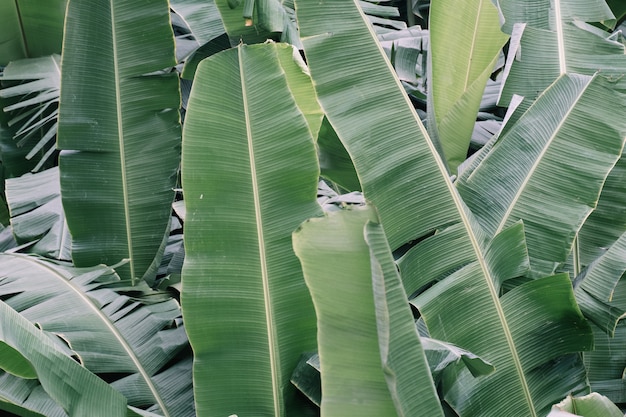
top-left (5, 167), bottom-right (71, 260)
top-left (293, 206), bottom-right (444, 416)
top-left (0, 55), bottom-right (61, 172)
top-left (181, 42), bottom-right (322, 416)
top-left (457, 73), bottom-right (626, 276)
top-left (0, 253), bottom-right (192, 416)
top-left (427, 0), bottom-right (508, 172)
top-left (297, 1), bottom-right (594, 414)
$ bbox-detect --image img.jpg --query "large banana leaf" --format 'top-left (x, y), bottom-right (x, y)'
top-left (456, 73), bottom-right (626, 276)
top-left (0, 0), bottom-right (67, 65)
top-left (427, 0), bottom-right (508, 172)
top-left (293, 205), bottom-right (444, 416)
top-left (297, 1), bottom-right (594, 415)
top-left (57, 0), bottom-right (181, 285)
top-left (0, 253), bottom-right (192, 417)
top-left (181, 42), bottom-right (322, 416)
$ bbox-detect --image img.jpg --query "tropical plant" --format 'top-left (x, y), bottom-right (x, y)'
top-left (0, 0), bottom-right (625, 416)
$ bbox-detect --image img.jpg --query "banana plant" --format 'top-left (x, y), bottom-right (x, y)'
top-left (57, 0), bottom-right (181, 285)
top-left (296, 1), bottom-right (598, 415)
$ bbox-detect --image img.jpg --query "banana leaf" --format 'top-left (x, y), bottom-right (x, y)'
top-left (181, 42), bottom-right (322, 416)
top-left (0, 0), bottom-right (66, 65)
top-left (579, 152), bottom-right (626, 268)
top-left (574, 229), bottom-right (626, 334)
top-left (57, 0), bottom-right (181, 285)
top-left (293, 205), bottom-right (444, 416)
top-left (0, 253), bottom-right (192, 417)
top-left (296, 1), bottom-right (594, 414)
top-left (427, 0), bottom-right (508, 172)
top-left (498, 3), bottom-right (623, 106)
top-left (170, 0), bottom-right (225, 48)
top-left (584, 322), bottom-right (626, 404)
top-left (0, 54), bottom-right (61, 172)
top-left (456, 73), bottom-right (626, 276)
top-left (548, 393), bottom-right (623, 417)
top-left (5, 167), bottom-right (71, 260)
top-left (0, 298), bottom-right (129, 417)
top-left (498, 0), bottom-right (615, 35)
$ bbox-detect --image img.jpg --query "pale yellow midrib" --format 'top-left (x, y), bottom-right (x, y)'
top-left (238, 46), bottom-right (282, 417)
top-left (9, 252), bottom-right (169, 416)
top-left (110, 1), bottom-right (135, 285)
top-left (109, 3), bottom-right (166, 415)
top-left (354, 1), bottom-right (537, 414)
top-left (463, 1), bottom-right (483, 92)
top-left (554, 0), bottom-right (567, 74)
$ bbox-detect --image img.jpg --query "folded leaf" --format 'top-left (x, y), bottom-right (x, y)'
top-left (293, 206), bottom-right (444, 417)
top-left (427, 0), bottom-right (508, 172)
top-left (5, 167), bottom-right (71, 260)
top-left (0, 299), bottom-right (129, 417)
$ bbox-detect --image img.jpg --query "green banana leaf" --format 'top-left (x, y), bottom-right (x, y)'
top-left (584, 322), bottom-right (626, 404)
top-left (5, 167), bottom-right (71, 260)
top-left (170, 0), bottom-right (225, 48)
top-left (0, 253), bottom-right (192, 417)
top-left (0, 0), bottom-right (66, 65)
top-left (456, 73), bottom-right (626, 276)
top-left (498, 0), bottom-right (615, 34)
top-left (579, 152), bottom-right (626, 268)
top-left (574, 229), bottom-right (626, 334)
top-left (0, 54), bottom-right (61, 173)
top-left (548, 393), bottom-right (623, 417)
top-left (427, 0), bottom-right (508, 172)
top-left (181, 43), bottom-right (322, 416)
top-left (296, 1), bottom-right (594, 415)
top-left (498, 2), bottom-right (623, 106)
top-left (293, 206), bottom-right (444, 416)
top-left (57, 0), bottom-right (181, 285)
top-left (0, 298), bottom-right (129, 417)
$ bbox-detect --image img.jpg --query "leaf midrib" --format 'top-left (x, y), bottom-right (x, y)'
top-left (110, 0), bottom-right (135, 285)
top-left (238, 46), bottom-right (282, 417)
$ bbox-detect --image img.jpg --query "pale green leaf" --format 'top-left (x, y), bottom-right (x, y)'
top-left (427, 0), bottom-right (508, 172)
top-left (548, 393), bottom-right (623, 417)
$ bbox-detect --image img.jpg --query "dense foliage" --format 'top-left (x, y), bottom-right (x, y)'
top-left (0, 0), bottom-right (626, 416)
